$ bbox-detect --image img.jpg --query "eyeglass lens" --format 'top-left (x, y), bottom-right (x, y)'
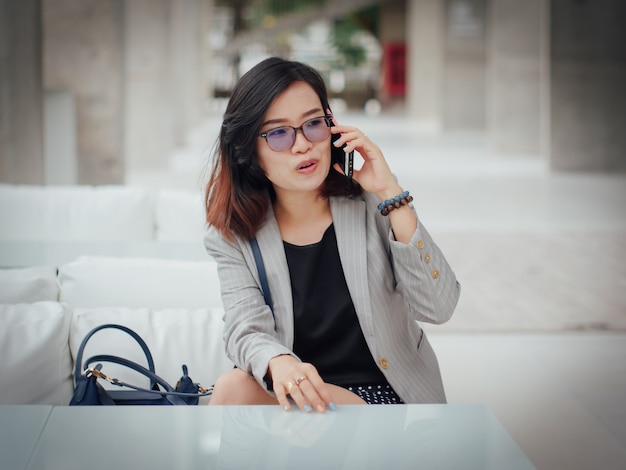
top-left (265, 116), bottom-right (330, 151)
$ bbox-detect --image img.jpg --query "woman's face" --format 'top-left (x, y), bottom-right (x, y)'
top-left (257, 81), bottom-right (331, 198)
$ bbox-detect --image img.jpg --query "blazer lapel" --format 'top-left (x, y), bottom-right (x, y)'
top-left (330, 197), bottom-right (374, 333)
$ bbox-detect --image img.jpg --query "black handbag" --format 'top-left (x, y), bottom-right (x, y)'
top-left (69, 323), bottom-right (212, 406)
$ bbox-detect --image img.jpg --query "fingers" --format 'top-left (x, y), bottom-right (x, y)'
top-left (331, 127), bottom-right (384, 167)
top-left (276, 368), bottom-right (336, 413)
top-left (274, 381), bottom-right (293, 412)
top-left (331, 126), bottom-right (368, 153)
top-left (286, 379), bottom-right (315, 413)
top-left (303, 373), bottom-right (336, 411)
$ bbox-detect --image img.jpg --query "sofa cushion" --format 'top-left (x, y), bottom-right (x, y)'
top-left (58, 256), bottom-right (222, 309)
top-left (0, 266), bottom-right (59, 303)
top-left (69, 307), bottom-right (233, 402)
top-left (0, 302), bottom-right (73, 405)
top-left (0, 184), bottom-right (154, 241)
top-left (154, 189), bottom-right (207, 242)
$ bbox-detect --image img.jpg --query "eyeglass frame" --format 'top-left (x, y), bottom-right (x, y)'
top-left (258, 114), bottom-right (333, 151)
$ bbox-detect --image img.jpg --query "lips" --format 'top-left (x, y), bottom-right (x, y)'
top-left (297, 160), bottom-right (317, 171)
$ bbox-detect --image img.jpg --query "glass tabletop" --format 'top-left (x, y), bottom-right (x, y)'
top-left (0, 405), bottom-right (52, 470)
top-left (26, 404), bottom-right (534, 470)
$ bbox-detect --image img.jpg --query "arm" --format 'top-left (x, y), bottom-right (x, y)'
top-left (204, 227), bottom-right (336, 413)
top-left (204, 227), bottom-right (293, 383)
top-left (331, 125), bottom-right (417, 243)
top-left (330, 123), bottom-right (460, 324)
top-left (386, 212), bottom-right (461, 324)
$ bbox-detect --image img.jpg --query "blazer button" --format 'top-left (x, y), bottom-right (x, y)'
top-left (379, 357), bottom-right (389, 369)
top-left (431, 269), bottom-right (440, 279)
top-left (424, 253), bottom-right (431, 263)
top-left (416, 240), bottom-right (425, 249)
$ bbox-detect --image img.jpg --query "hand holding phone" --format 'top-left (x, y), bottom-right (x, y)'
top-left (327, 111), bottom-right (354, 179)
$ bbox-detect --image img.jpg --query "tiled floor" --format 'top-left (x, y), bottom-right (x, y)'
top-left (128, 109), bottom-right (626, 470)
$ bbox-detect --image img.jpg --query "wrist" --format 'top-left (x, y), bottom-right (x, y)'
top-left (377, 189), bottom-right (413, 216)
top-left (268, 354), bottom-right (297, 378)
top-left (377, 184), bottom-right (404, 202)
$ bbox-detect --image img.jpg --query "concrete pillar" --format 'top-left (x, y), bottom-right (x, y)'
top-left (487, 0), bottom-right (547, 155)
top-left (169, 0), bottom-right (208, 145)
top-left (200, 0), bottom-right (214, 115)
top-left (43, 0), bottom-right (125, 185)
top-left (0, 0), bottom-right (44, 184)
top-left (125, 0), bottom-right (212, 172)
top-left (442, 0), bottom-right (487, 131)
top-left (44, 90), bottom-right (77, 184)
top-left (406, 0), bottom-right (444, 131)
top-left (124, 0), bottom-right (173, 171)
top-left (550, 0), bottom-right (626, 171)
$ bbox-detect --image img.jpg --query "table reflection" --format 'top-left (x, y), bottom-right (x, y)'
top-left (200, 405), bottom-right (462, 470)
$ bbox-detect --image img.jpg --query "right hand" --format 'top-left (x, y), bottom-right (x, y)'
top-left (268, 354), bottom-right (335, 413)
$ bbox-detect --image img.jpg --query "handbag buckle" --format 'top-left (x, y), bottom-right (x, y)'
top-left (198, 384), bottom-right (213, 394)
top-left (85, 366), bottom-right (116, 385)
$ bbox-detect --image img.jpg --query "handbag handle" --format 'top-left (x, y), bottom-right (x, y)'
top-left (73, 323), bottom-right (158, 389)
top-left (84, 354), bottom-right (212, 399)
top-left (250, 237), bottom-right (274, 315)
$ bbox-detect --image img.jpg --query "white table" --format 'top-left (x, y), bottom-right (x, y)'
top-left (25, 404), bottom-right (534, 469)
top-left (0, 405), bottom-right (52, 470)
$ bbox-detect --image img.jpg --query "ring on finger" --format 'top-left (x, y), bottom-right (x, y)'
top-left (295, 376), bottom-right (307, 386)
top-left (286, 382), bottom-right (294, 394)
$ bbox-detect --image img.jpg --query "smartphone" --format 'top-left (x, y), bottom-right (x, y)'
top-left (328, 112), bottom-right (354, 179)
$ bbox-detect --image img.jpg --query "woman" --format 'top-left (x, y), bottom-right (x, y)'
top-left (204, 57), bottom-right (460, 413)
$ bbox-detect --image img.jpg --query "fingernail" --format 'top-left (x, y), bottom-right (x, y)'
top-left (329, 402), bottom-right (337, 411)
top-left (316, 404), bottom-right (325, 413)
top-left (283, 405), bottom-right (290, 412)
top-left (304, 405), bottom-right (312, 413)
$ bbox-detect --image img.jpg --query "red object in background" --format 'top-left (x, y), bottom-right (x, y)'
top-left (382, 42), bottom-right (406, 96)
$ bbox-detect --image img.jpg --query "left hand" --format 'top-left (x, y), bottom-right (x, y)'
top-left (330, 125), bottom-right (403, 200)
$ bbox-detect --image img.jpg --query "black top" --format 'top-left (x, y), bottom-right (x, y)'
top-left (283, 224), bottom-right (387, 386)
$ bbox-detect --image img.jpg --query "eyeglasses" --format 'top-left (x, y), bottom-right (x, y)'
top-left (259, 115), bottom-right (332, 152)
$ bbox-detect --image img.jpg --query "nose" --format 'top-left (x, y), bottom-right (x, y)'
top-left (291, 127), bottom-right (312, 153)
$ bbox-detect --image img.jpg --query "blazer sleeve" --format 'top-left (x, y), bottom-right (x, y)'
top-left (367, 192), bottom-right (461, 324)
top-left (204, 226), bottom-right (294, 387)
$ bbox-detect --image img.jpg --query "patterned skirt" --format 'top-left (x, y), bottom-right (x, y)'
top-left (345, 384), bottom-right (405, 404)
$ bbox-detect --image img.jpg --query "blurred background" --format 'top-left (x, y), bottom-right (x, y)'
top-left (1, 0), bottom-right (625, 187)
top-left (1, 2), bottom-right (626, 468)
top-left (1, 0), bottom-right (625, 332)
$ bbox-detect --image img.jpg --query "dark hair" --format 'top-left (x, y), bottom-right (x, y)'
top-left (205, 57), bottom-right (361, 241)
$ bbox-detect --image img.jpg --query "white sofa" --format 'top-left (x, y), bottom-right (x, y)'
top-left (0, 183), bottom-right (234, 406)
top-left (0, 257), bottom-right (233, 406)
top-left (0, 183), bottom-right (207, 242)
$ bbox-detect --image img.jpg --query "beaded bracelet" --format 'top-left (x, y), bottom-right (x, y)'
top-left (377, 191), bottom-right (413, 216)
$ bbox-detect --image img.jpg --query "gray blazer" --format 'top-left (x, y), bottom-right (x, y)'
top-left (204, 192), bottom-right (461, 403)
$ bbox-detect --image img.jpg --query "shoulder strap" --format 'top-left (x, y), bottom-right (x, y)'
top-left (250, 237), bottom-right (274, 316)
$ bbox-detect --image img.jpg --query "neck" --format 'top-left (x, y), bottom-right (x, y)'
top-left (273, 190), bottom-right (329, 223)
top-left (273, 190), bottom-right (333, 245)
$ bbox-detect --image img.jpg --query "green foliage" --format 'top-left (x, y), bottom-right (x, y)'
top-left (332, 16), bottom-right (367, 67)
top-left (263, 0), bottom-right (325, 15)
top-left (219, 1), bottom-right (381, 69)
